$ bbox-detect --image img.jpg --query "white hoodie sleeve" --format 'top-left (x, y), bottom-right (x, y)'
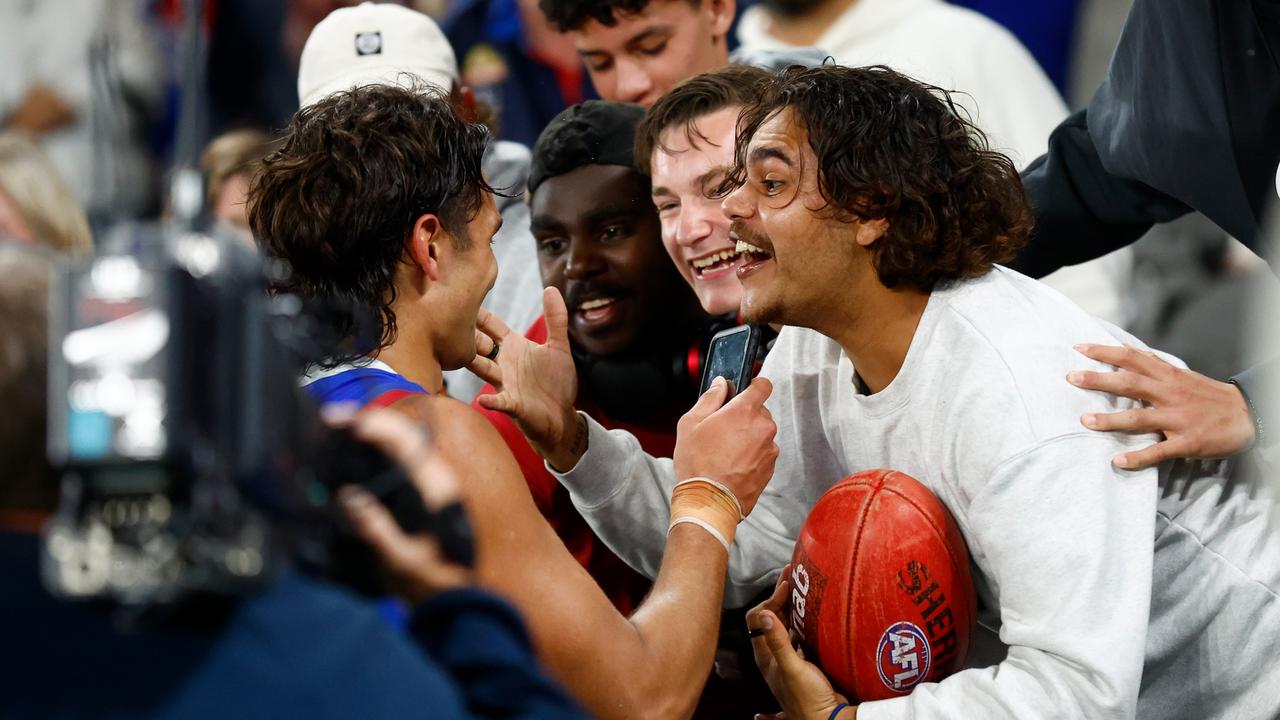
top-left (549, 416), bottom-right (794, 608)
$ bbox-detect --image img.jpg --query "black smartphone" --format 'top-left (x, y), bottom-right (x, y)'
top-left (700, 324), bottom-right (763, 399)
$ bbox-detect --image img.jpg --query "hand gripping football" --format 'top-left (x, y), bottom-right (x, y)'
top-left (787, 469), bottom-right (976, 702)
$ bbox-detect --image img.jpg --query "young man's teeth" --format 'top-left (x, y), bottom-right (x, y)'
top-left (691, 248), bottom-right (741, 270)
top-left (579, 298), bottom-right (616, 311)
top-left (735, 239), bottom-right (768, 256)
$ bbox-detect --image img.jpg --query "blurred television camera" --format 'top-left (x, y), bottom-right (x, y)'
top-left (40, 229), bottom-right (464, 611)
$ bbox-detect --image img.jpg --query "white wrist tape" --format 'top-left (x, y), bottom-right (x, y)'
top-left (669, 516), bottom-right (731, 554)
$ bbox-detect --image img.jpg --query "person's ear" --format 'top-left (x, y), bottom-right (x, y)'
top-left (854, 218), bottom-right (889, 248)
top-left (707, 0), bottom-right (735, 42)
top-left (407, 213), bottom-right (445, 282)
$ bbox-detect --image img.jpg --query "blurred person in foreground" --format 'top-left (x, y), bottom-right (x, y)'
top-left (299, 1), bottom-right (543, 400)
top-left (0, 133), bottom-right (92, 256)
top-left (0, 240), bottom-right (583, 720)
top-left (485, 65), bottom-right (1280, 719)
top-left (1019, 0), bottom-right (1280, 470)
top-left (249, 83), bottom-right (780, 719)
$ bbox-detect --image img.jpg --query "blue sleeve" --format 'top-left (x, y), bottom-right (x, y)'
top-left (408, 588), bottom-right (586, 720)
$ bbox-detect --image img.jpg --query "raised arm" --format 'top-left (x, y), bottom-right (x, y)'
top-left (549, 411), bottom-right (800, 608)
top-left (469, 288), bottom-right (794, 607)
top-left (392, 385), bottom-right (777, 720)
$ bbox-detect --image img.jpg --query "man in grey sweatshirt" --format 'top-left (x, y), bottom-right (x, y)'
top-left (477, 65), bottom-right (1280, 719)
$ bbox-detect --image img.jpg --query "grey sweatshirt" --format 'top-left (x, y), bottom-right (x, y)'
top-left (553, 267), bottom-right (1280, 718)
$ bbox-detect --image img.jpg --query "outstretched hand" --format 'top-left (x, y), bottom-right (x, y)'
top-left (1068, 344), bottom-right (1257, 469)
top-left (674, 376), bottom-right (779, 516)
top-left (469, 287), bottom-right (583, 470)
top-left (749, 566), bottom-right (850, 720)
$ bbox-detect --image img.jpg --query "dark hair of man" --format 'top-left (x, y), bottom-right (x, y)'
top-left (0, 242), bottom-right (55, 512)
top-left (248, 84), bottom-right (494, 360)
top-left (538, 0), bottom-right (697, 32)
top-left (728, 65), bottom-right (1033, 292)
top-left (634, 64), bottom-right (772, 176)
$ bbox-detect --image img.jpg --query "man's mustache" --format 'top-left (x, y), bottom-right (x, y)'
top-left (729, 221), bottom-right (774, 251)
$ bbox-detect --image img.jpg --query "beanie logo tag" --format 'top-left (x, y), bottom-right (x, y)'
top-left (354, 31), bottom-right (382, 56)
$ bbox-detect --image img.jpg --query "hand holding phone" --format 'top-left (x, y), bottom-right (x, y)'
top-left (700, 324), bottom-right (763, 399)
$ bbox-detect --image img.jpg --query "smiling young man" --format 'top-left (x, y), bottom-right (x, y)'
top-left (637, 64), bottom-right (772, 315)
top-left (538, 0), bottom-right (735, 107)
top-left (472, 100), bottom-right (711, 615)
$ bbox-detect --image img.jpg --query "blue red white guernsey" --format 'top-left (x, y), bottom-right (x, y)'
top-left (302, 358), bottom-right (428, 410)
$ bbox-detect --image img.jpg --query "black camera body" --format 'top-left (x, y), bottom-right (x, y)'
top-left (43, 233), bottom-right (432, 608)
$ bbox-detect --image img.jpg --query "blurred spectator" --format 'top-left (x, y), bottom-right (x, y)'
top-left (0, 0), bottom-right (164, 222)
top-left (298, 1), bottom-right (543, 401)
top-left (200, 128), bottom-right (275, 246)
top-left (446, 0), bottom-right (595, 147)
top-left (207, 0), bottom-right (297, 137)
top-left (734, 0), bottom-right (1133, 326)
top-left (0, 133), bottom-right (93, 256)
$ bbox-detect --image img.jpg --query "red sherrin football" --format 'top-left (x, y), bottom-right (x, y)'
top-left (787, 469), bottom-right (976, 702)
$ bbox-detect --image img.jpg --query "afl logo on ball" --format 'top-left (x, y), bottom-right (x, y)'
top-left (876, 621), bottom-right (931, 692)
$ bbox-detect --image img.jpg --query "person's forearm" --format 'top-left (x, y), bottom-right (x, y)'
top-left (543, 410), bottom-right (588, 472)
top-left (620, 524), bottom-right (731, 719)
top-left (553, 417), bottom-right (786, 607)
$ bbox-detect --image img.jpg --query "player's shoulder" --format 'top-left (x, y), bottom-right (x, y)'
top-left (934, 267), bottom-right (1166, 432)
top-left (389, 393), bottom-right (511, 452)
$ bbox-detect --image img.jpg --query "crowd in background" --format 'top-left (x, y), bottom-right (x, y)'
top-left (2, 0), bottom-right (1275, 379)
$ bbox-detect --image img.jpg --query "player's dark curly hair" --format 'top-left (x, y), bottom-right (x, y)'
top-left (634, 64), bottom-right (771, 175)
top-left (728, 65), bottom-right (1032, 292)
top-left (539, 0), bottom-right (697, 32)
top-left (248, 84), bottom-right (494, 360)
